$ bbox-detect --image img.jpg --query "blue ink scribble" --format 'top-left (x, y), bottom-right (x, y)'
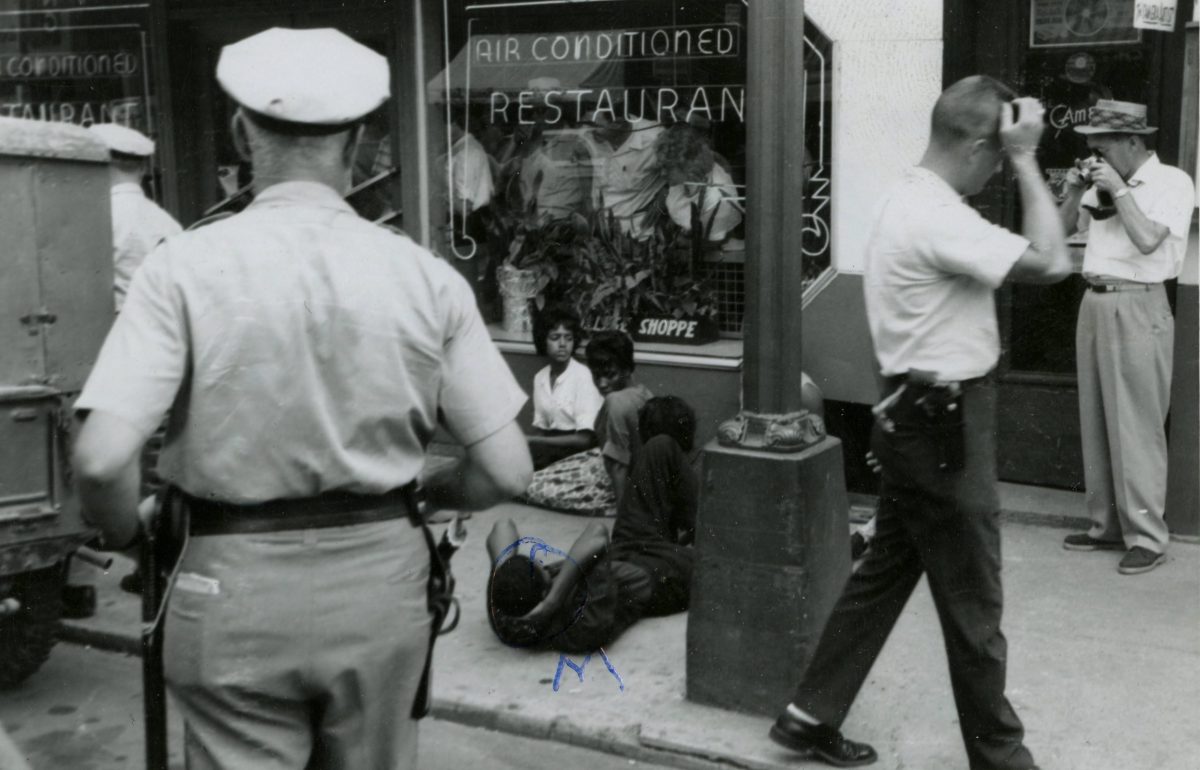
top-left (489, 536), bottom-right (589, 647)
top-left (551, 650), bottom-right (624, 693)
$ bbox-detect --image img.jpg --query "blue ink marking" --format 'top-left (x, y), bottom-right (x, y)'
top-left (552, 653), bottom-right (591, 692)
top-left (551, 649), bottom-right (624, 693)
top-left (489, 536), bottom-right (590, 647)
top-left (598, 647), bottom-right (625, 692)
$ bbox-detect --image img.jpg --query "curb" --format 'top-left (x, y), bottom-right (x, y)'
top-left (430, 699), bottom-right (760, 770)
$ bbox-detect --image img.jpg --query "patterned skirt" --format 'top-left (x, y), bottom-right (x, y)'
top-left (522, 448), bottom-right (617, 517)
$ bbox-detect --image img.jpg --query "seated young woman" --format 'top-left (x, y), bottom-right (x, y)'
top-left (487, 396), bottom-right (698, 653)
top-left (523, 330), bottom-right (652, 516)
top-left (526, 305), bottom-right (604, 470)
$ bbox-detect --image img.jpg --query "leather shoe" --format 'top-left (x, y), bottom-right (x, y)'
top-left (1118, 546), bottom-right (1165, 575)
top-left (768, 712), bottom-right (877, 767)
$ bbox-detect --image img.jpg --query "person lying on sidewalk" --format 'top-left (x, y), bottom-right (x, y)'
top-left (523, 330), bottom-right (652, 517)
top-left (489, 396), bottom-right (698, 652)
top-left (524, 304), bottom-right (603, 470)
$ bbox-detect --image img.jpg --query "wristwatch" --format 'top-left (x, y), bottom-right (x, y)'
top-left (1113, 187), bottom-right (1132, 200)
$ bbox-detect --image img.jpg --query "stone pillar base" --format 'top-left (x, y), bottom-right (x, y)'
top-left (686, 436), bottom-right (851, 716)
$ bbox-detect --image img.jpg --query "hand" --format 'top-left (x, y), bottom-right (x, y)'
top-left (1063, 164), bottom-right (1088, 192)
top-left (999, 97), bottom-right (1045, 156)
top-left (865, 451), bottom-right (882, 475)
top-left (519, 597), bottom-right (556, 626)
top-left (1086, 158), bottom-right (1124, 193)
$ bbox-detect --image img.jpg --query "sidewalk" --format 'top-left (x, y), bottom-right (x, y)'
top-left (60, 501), bottom-right (1199, 770)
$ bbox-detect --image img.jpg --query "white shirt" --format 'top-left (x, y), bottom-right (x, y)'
top-left (590, 119), bottom-right (665, 238)
top-left (110, 183), bottom-right (182, 312)
top-left (864, 167), bottom-right (1029, 381)
top-left (449, 132), bottom-right (494, 214)
top-left (1078, 153), bottom-right (1195, 283)
top-left (666, 164), bottom-right (742, 240)
top-left (77, 181), bottom-right (526, 503)
top-left (532, 357), bottom-right (603, 432)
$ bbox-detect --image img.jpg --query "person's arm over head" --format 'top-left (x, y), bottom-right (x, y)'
top-left (523, 521), bottom-right (609, 623)
top-left (1002, 98), bottom-right (1071, 284)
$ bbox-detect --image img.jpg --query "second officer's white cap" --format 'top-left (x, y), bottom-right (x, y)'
top-left (217, 27), bottom-right (390, 128)
top-left (88, 123), bottom-right (155, 157)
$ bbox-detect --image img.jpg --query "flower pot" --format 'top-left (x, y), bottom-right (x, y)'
top-left (497, 264), bottom-right (539, 335)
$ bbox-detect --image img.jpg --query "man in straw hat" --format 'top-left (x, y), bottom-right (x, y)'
top-left (769, 75), bottom-right (1069, 769)
top-left (87, 123), bottom-right (182, 313)
top-left (72, 27), bottom-right (531, 767)
top-left (1059, 99), bottom-right (1195, 575)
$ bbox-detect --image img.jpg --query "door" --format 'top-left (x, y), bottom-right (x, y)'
top-left (944, 0), bottom-right (1187, 490)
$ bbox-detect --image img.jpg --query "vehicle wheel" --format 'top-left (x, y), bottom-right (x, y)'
top-left (0, 564), bottom-right (64, 689)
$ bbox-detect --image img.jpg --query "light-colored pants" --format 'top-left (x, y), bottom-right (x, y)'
top-left (1076, 285), bottom-right (1173, 552)
top-left (164, 519), bottom-right (431, 769)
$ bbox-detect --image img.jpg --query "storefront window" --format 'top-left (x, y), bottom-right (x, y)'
top-left (801, 20), bottom-right (833, 294)
top-left (432, 0), bottom-right (750, 342)
top-left (0, 1), bottom-right (158, 189)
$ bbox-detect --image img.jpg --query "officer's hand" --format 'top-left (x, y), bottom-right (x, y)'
top-left (865, 451), bottom-right (883, 475)
top-left (1087, 159), bottom-right (1123, 193)
top-left (999, 97), bottom-right (1045, 155)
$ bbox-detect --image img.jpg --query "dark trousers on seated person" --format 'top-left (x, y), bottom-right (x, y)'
top-left (789, 379), bottom-right (1035, 770)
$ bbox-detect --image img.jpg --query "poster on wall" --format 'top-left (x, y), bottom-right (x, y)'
top-left (1132, 0), bottom-right (1179, 31)
top-left (1029, 0), bottom-right (1142, 47)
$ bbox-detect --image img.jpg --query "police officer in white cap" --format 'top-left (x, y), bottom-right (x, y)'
top-left (72, 27), bottom-right (532, 768)
top-left (87, 123), bottom-right (182, 312)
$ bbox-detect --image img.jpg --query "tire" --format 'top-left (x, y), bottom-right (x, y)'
top-left (0, 564), bottom-right (65, 689)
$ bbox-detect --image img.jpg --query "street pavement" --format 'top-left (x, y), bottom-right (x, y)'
top-left (0, 642), bottom-right (671, 770)
top-left (10, 500), bottom-right (1200, 770)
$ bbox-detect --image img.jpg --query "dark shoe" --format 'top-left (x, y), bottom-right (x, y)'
top-left (1062, 533), bottom-right (1123, 551)
top-left (1118, 547), bottom-right (1165, 575)
top-left (118, 570), bottom-right (143, 595)
top-left (850, 532), bottom-right (869, 561)
top-left (768, 712), bottom-right (877, 767)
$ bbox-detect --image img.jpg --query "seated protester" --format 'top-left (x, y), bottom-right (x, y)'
top-left (524, 331), bottom-right (651, 516)
top-left (488, 396), bottom-right (698, 653)
top-left (526, 305), bottom-right (603, 470)
top-left (655, 123), bottom-right (743, 242)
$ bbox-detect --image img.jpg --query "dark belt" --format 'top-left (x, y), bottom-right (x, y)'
top-left (185, 484), bottom-right (419, 536)
top-left (1086, 282), bottom-right (1155, 293)
top-left (882, 371), bottom-right (992, 394)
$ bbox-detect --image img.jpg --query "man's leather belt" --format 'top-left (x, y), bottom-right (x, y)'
top-left (1086, 282), bottom-right (1154, 293)
top-left (185, 484), bottom-right (418, 536)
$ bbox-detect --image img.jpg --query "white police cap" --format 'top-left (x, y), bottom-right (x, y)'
top-left (217, 27), bottom-right (390, 127)
top-left (88, 123), bottom-right (155, 157)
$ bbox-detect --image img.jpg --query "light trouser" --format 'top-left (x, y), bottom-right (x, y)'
top-left (1076, 286), bottom-right (1173, 552)
top-left (164, 519), bottom-right (431, 769)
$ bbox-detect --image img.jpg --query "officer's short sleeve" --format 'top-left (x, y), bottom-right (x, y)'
top-left (74, 245), bottom-right (188, 438)
top-left (924, 199), bottom-right (1028, 289)
top-left (437, 271), bottom-right (527, 446)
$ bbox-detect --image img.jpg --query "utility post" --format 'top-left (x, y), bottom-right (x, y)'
top-left (685, 0), bottom-right (853, 715)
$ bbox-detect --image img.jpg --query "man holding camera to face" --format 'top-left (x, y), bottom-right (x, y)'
top-left (1059, 100), bottom-right (1195, 575)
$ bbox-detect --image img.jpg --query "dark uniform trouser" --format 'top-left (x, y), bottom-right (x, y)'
top-left (791, 380), bottom-right (1035, 770)
top-left (164, 518), bottom-right (431, 770)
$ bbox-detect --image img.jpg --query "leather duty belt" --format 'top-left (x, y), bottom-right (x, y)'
top-left (1086, 282), bottom-right (1155, 293)
top-left (184, 484), bottom-right (419, 536)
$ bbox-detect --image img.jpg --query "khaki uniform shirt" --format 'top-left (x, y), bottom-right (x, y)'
top-left (110, 183), bottom-right (183, 312)
top-left (77, 181), bottom-right (526, 503)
